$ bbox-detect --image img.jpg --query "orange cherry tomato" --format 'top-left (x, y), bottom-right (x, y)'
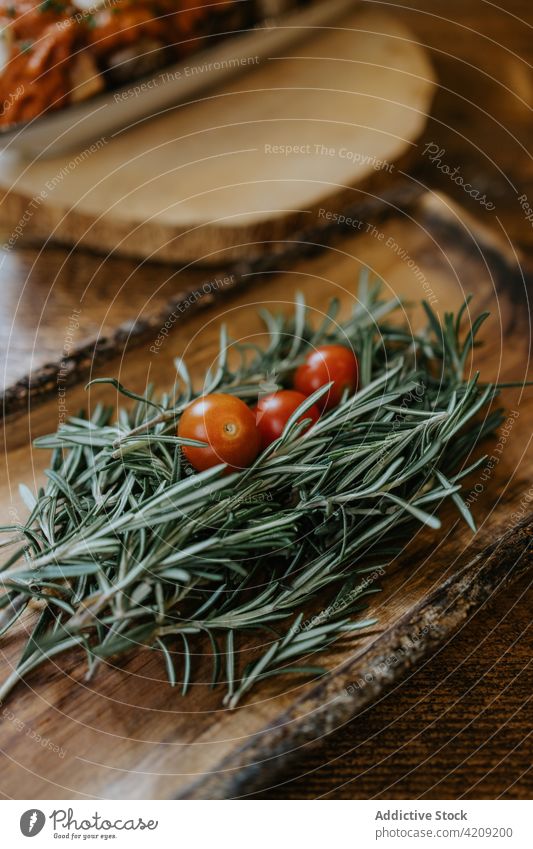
top-left (254, 390), bottom-right (320, 449)
top-left (294, 344), bottom-right (359, 411)
top-left (178, 393), bottom-right (260, 473)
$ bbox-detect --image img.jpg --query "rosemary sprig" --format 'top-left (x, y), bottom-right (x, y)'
top-left (0, 274), bottom-right (503, 706)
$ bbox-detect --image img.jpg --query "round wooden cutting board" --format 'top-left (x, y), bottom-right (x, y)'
top-left (0, 8), bottom-right (435, 264)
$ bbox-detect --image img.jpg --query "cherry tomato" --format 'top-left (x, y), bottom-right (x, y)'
top-left (178, 393), bottom-right (260, 472)
top-left (254, 390), bottom-right (320, 449)
top-left (294, 344), bottom-right (359, 410)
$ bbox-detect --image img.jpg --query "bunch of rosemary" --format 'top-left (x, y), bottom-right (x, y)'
top-left (0, 273), bottom-right (502, 706)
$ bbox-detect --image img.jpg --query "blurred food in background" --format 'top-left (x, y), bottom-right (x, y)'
top-left (0, 0), bottom-right (312, 127)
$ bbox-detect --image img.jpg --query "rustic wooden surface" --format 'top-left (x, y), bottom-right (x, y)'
top-left (252, 572), bottom-right (532, 800)
top-left (0, 182), bottom-right (421, 416)
top-left (0, 7), bottom-right (435, 264)
top-left (0, 0), bottom-right (531, 800)
top-left (0, 192), bottom-right (531, 799)
top-left (249, 0), bottom-right (533, 799)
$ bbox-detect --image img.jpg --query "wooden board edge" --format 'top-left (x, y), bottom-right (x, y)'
top-left (4, 183), bottom-right (533, 421)
top-left (1, 180), bottom-right (423, 419)
top-left (0, 3), bottom-right (436, 264)
top-left (178, 513), bottom-right (533, 799)
top-left (415, 191), bottom-right (533, 311)
top-left (1, 143), bottom-right (426, 265)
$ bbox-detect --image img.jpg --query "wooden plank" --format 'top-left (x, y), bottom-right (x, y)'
top-left (182, 515), bottom-right (533, 799)
top-left (0, 192), bottom-right (531, 799)
top-left (0, 182), bottom-right (420, 415)
top-left (0, 9), bottom-right (435, 264)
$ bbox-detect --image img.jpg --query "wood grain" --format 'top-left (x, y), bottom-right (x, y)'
top-left (251, 573), bottom-right (532, 799)
top-left (0, 0), bottom-right (531, 800)
top-left (184, 515), bottom-right (533, 799)
top-left (0, 8), bottom-right (435, 264)
top-left (0, 192), bottom-right (531, 799)
top-left (0, 182), bottom-right (422, 416)
top-left (254, 0), bottom-right (533, 801)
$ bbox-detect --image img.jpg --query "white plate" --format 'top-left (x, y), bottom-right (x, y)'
top-left (0, 0), bottom-right (357, 159)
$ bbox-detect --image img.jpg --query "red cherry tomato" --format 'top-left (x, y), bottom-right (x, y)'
top-left (254, 390), bottom-right (320, 449)
top-left (178, 393), bottom-right (260, 472)
top-left (294, 344), bottom-right (359, 410)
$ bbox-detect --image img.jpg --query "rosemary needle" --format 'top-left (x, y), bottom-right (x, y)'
top-left (0, 274), bottom-right (503, 706)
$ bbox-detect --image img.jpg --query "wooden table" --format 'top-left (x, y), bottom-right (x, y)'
top-left (0, 0), bottom-right (531, 799)
top-left (253, 0), bottom-right (533, 799)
